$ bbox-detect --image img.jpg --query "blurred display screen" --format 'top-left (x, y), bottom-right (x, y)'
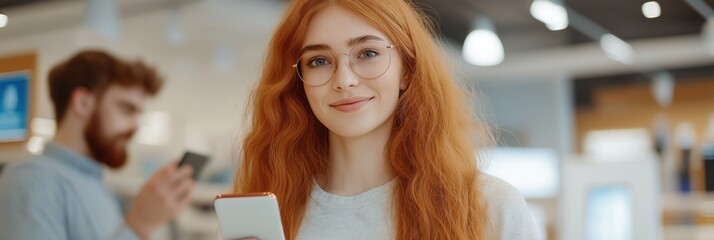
top-left (0, 72), bottom-right (29, 142)
top-left (586, 185), bottom-right (633, 240)
top-left (483, 147), bottom-right (559, 198)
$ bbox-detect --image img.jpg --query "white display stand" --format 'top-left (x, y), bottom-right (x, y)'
top-left (559, 156), bottom-right (661, 240)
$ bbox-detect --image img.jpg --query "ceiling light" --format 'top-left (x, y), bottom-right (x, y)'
top-left (642, 1), bottom-right (661, 19)
top-left (463, 17), bottom-right (505, 67)
top-left (599, 33), bottom-right (635, 64)
top-left (0, 13), bottom-right (7, 28)
top-left (530, 0), bottom-right (569, 31)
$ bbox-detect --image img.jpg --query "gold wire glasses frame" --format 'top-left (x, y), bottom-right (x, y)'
top-left (292, 42), bottom-right (397, 87)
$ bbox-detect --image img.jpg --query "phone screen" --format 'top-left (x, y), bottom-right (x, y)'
top-left (178, 151), bottom-right (209, 180)
top-left (214, 193), bottom-right (286, 240)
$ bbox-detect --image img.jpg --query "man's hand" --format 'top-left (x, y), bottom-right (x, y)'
top-left (125, 162), bottom-right (195, 239)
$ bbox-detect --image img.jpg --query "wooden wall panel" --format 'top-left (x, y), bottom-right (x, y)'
top-left (576, 77), bottom-right (714, 191)
top-left (0, 52), bottom-right (37, 161)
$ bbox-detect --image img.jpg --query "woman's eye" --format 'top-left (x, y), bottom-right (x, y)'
top-left (360, 50), bottom-right (378, 59)
top-left (309, 58), bottom-right (330, 67)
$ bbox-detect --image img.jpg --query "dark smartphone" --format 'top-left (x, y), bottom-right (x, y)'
top-left (178, 151), bottom-right (210, 180)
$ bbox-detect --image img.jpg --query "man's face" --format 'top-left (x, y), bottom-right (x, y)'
top-left (84, 85), bottom-right (146, 169)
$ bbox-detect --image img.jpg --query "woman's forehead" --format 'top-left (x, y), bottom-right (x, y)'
top-left (301, 5), bottom-right (391, 49)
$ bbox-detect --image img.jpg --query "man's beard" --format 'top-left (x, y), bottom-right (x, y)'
top-left (84, 111), bottom-right (135, 169)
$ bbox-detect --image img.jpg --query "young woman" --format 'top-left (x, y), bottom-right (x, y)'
top-left (234, 0), bottom-right (537, 239)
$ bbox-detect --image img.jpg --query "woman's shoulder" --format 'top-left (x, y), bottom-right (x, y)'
top-left (478, 173), bottom-right (524, 203)
top-left (478, 173), bottom-right (538, 240)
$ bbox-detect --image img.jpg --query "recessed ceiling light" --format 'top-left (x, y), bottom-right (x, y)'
top-left (0, 14), bottom-right (8, 28)
top-left (600, 33), bottom-right (635, 64)
top-left (530, 0), bottom-right (569, 31)
top-left (642, 1), bottom-right (661, 19)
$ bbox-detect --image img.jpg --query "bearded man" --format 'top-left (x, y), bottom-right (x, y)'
top-left (0, 50), bottom-right (195, 240)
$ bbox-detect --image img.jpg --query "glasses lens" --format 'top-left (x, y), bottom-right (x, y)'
top-left (350, 42), bottom-right (391, 79)
top-left (296, 52), bottom-right (335, 86)
top-left (295, 42), bottom-right (393, 86)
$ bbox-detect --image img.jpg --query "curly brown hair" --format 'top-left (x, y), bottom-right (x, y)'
top-left (48, 49), bottom-right (163, 123)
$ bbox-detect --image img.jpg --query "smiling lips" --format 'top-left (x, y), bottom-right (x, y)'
top-left (329, 96), bottom-right (374, 112)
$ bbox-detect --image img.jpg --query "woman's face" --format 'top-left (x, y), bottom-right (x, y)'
top-left (299, 5), bottom-right (405, 138)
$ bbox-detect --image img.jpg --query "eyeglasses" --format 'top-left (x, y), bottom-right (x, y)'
top-left (293, 42), bottom-right (396, 87)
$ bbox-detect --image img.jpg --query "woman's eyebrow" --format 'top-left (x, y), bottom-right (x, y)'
top-left (347, 35), bottom-right (385, 46)
top-left (301, 35), bottom-right (385, 54)
top-left (300, 44), bottom-right (330, 55)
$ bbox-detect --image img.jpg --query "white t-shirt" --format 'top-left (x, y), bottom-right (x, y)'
top-left (297, 174), bottom-right (538, 240)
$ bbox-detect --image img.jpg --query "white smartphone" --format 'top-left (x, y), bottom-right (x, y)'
top-left (214, 192), bottom-right (286, 240)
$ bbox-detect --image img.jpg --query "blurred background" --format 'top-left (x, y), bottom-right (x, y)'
top-left (0, 0), bottom-right (713, 239)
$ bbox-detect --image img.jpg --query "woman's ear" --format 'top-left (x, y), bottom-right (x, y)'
top-left (68, 87), bottom-right (96, 121)
top-left (399, 79), bottom-right (407, 98)
top-left (400, 72), bottom-right (408, 91)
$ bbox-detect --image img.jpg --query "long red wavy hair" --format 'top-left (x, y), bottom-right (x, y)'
top-left (234, 0), bottom-right (494, 239)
